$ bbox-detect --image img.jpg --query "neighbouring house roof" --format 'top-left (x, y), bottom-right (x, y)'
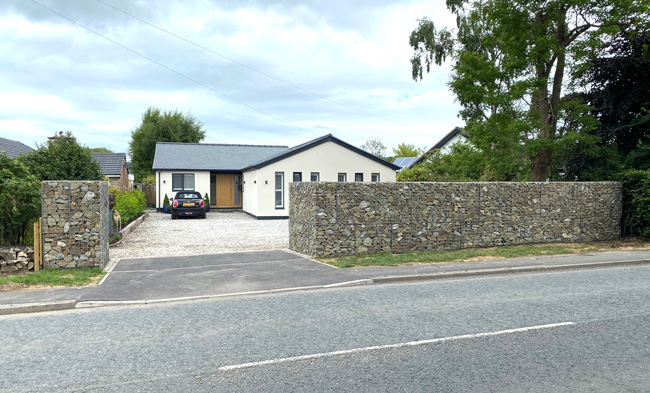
top-left (152, 142), bottom-right (289, 171)
top-left (243, 134), bottom-right (401, 171)
top-left (409, 127), bottom-right (466, 167)
top-left (91, 153), bottom-right (127, 177)
top-left (0, 137), bottom-right (34, 159)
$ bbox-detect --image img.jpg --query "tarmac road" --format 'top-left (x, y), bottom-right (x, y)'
top-left (1, 264), bottom-right (650, 392)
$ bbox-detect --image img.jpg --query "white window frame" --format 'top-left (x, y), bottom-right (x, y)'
top-left (355, 173), bottom-right (363, 182)
top-left (310, 172), bottom-right (320, 181)
top-left (338, 173), bottom-right (347, 182)
top-left (275, 172), bottom-right (284, 209)
top-left (372, 173), bottom-right (380, 182)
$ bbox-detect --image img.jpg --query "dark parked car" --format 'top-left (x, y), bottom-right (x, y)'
top-left (171, 191), bottom-right (206, 219)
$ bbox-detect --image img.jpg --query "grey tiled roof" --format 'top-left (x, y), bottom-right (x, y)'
top-left (152, 142), bottom-right (289, 171)
top-left (0, 137), bottom-right (34, 158)
top-left (244, 134), bottom-right (401, 171)
top-left (91, 153), bottom-right (127, 177)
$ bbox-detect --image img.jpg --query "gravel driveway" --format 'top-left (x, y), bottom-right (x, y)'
top-left (109, 211), bottom-right (289, 260)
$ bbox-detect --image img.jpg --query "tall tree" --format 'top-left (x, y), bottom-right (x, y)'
top-left (554, 28), bottom-right (650, 180)
top-left (410, 0), bottom-right (648, 180)
top-left (19, 131), bottom-right (103, 181)
top-left (360, 137), bottom-right (387, 159)
top-left (129, 107), bottom-right (205, 182)
top-left (392, 143), bottom-right (424, 157)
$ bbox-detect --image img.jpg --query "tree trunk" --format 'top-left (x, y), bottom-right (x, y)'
top-left (531, 148), bottom-right (551, 181)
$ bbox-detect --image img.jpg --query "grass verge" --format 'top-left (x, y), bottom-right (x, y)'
top-left (320, 242), bottom-right (638, 268)
top-left (0, 267), bottom-right (105, 291)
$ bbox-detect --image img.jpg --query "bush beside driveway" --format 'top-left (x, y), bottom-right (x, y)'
top-left (109, 211), bottom-right (288, 260)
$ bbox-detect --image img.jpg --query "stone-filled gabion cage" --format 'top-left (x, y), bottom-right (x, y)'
top-left (41, 181), bottom-right (110, 269)
top-left (289, 182), bottom-right (622, 258)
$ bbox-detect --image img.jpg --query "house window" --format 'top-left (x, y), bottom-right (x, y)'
top-left (172, 173), bottom-right (195, 191)
top-left (338, 173), bottom-right (347, 182)
top-left (310, 172), bottom-right (320, 181)
top-left (293, 172), bottom-right (302, 182)
top-left (355, 173), bottom-right (363, 182)
top-left (275, 172), bottom-right (284, 209)
top-left (372, 173), bottom-right (380, 182)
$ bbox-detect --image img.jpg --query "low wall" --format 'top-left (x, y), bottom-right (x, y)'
top-left (0, 246), bottom-right (34, 273)
top-left (289, 182), bottom-right (621, 258)
top-left (41, 181), bottom-right (110, 269)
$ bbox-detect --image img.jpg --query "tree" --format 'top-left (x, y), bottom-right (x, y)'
top-left (129, 107), bottom-right (205, 182)
top-left (0, 153), bottom-right (41, 245)
top-left (89, 147), bottom-right (114, 153)
top-left (410, 0), bottom-right (648, 180)
top-left (397, 142), bottom-right (486, 182)
top-left (555, 28), bottom-right (650, 180)
top-left (19, 131), bottom-right (103, 181)
top-left (392, 143), bottom-right (424, 158)
top-left (360, 137), bottom-right (387, 159)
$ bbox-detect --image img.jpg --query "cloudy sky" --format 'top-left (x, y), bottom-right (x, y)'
top-left (0, 0), bottom-right (461, 156)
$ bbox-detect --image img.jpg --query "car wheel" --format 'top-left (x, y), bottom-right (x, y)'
top-left (202, 214), bottom-right (207, 219)
top-left (171, 214), bottom-right (176, 220)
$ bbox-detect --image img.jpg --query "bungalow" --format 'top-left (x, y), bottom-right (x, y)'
top-left (152, 134), bottom-right (400, 218)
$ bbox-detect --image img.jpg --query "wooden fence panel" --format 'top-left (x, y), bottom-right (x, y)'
top-left (33, 217), bottom-right (42, 272)
top-left (141, 185), bottom-right (156, 207)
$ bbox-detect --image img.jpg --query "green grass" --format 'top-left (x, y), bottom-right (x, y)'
top-left (0, 267), bottom-right (105, 287)
top-left (321, 243), bottom-right (610, 268)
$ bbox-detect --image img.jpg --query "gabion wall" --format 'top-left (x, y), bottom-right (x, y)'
top-left (41, 181), bottom-right (110, 268)
top-left (289, 182), bottom-right (621, 258)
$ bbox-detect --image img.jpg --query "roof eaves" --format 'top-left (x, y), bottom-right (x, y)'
top-left (410, 126), bottom-right (465, 167)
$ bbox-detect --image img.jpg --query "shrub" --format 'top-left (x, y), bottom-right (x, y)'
top-left (621, 170), bottom-right (650, 238)
top-left (163, 194), bottom-right (170, 207)
top-left (204, 193), bottom-right (210, 206)
top-left (0, 154), bottom-right (41, 246)
top-left (113, 189), bottom-right (147, 224)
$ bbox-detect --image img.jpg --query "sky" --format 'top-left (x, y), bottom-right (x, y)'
top-left (0, 0), bottom-right (462, 157)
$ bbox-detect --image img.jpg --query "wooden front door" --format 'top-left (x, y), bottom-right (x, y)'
top-left (215, 174), bottom-right (240, 208)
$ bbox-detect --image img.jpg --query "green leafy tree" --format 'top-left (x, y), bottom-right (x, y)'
top-left (397, 142), bottom-right (487, 182)
top-left (392, 143), bottom-right (424, 158)
top-left (129, 107), bottom-right (205, 182)
top-left (410, 0), bottom-right (648, 181)
top-left (19, 131), bottom-right (102, 181)
top-left (360, 137), bottom-right (387, 159)
top-left (89, 147), bottom-right (114, 153)
top-left (0, 153), bottom-right (41, 245)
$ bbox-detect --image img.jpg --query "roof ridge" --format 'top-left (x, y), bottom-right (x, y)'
top-left (156, 141), bottom-right (289, 148)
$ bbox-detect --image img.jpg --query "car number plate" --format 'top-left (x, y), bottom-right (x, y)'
top-left (183, 203), bottom-right (194, 206)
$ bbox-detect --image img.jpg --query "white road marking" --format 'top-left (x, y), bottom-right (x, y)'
top-left (218, 322), bottom-right (575, 371)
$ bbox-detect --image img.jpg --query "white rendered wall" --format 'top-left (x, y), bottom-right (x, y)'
top-left (156, 170), bottom-right (210, 207)
top-left (245, 141), bottom-right (396, 217)
top-left (242, 170), bottom-right (259, 216)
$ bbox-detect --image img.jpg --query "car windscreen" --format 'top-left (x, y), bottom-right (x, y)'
top-left (176, 192), bottom-right (201, 199)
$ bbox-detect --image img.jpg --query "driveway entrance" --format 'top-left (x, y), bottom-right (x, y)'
top-left (109, 211), bottom-right (288, 261)
top-left (82, 250), bottom-right (362, 302)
